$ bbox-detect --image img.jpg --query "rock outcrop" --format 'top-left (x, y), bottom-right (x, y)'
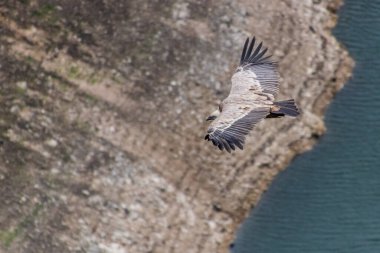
top-left (0, 0), bottom-right (353, 252)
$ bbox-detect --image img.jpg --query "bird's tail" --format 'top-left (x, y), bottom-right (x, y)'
top-left (268, 99), bottom-right (300, 118)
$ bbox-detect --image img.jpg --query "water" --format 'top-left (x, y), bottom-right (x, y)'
top-left (232, 1), bottom-right (380, 252)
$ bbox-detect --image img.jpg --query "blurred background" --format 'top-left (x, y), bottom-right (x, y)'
top-left (0, 0), bottom-right (358, 253)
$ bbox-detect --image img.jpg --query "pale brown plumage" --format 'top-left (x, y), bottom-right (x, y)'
top-left (205, 36), bottom-right (300, 152)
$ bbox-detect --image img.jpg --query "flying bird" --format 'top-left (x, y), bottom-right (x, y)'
top-left (205, 36), bottom-right (300, 152)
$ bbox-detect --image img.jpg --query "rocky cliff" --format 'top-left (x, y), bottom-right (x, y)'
top-left (0, 0), bottom-right (353, 252)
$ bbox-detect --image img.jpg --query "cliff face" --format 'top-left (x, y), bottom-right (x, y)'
top-left (0, 0), bottom-right (352, 252)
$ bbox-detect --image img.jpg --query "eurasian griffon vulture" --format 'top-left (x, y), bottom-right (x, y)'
top-left (205, 36), bottom-right (300, 152)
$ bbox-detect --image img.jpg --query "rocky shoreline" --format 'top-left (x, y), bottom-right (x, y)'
top-left (0, 0), bottom-right (353, 252)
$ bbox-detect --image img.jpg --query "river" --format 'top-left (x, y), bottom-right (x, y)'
top-left (232, 1), bottom-right (380, 252)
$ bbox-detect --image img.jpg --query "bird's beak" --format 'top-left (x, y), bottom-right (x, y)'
top-left (206, 115), bottom-right (217, 121)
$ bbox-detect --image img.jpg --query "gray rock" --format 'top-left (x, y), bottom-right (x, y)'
top-left (0, 0), bottom-right (353, 253)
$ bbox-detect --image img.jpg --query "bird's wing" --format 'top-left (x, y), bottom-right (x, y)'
top-left (230, 37), bottom-right (279, 98)
top-left (205, 102), bottom-right (269, 152)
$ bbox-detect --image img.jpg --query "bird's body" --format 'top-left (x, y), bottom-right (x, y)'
top-left (205, 36), bottom-right (300, 152)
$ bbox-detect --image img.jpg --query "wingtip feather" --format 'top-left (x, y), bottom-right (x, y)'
top-left (240, 36), bottom-right (272, 66)
top-left (240, 38), bottom-right (250, 64)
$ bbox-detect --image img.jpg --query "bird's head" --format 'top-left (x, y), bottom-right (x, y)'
top-left (206, 109), bottom-right (220, 121)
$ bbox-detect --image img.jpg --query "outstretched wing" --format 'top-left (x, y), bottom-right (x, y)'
top-left (232, 37), bottom-right (279, 98)
top-left (205, 103), bottom-right (269, 152)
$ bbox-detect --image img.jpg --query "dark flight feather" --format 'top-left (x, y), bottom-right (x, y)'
top-left (205, 108), bottom-right (269, 151)
top-left (240, 37), bottom-right (274, 66)
top-left (240, 38), bottom-right (249, 64)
